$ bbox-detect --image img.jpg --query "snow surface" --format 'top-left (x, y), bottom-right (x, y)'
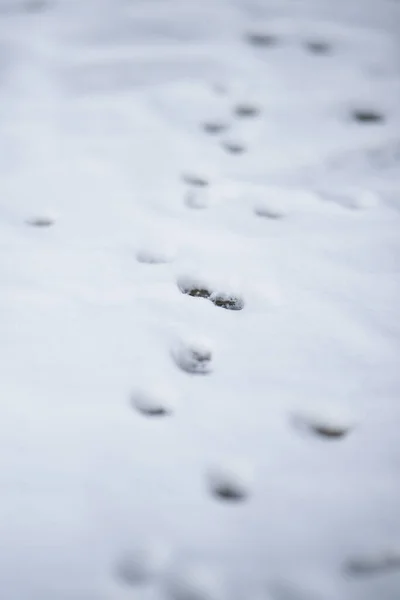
top-left (1, 0), bottom-right (400, 598)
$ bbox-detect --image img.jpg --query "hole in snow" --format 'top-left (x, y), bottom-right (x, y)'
top-left (202, 121), bottom-right (228, 135)
top-left (178, 277), bottom-right (212, 299)
top-left (245, 32), bottom-right (278, 48)
top-left (208, 463), bottom-right (253, 503)
top-left (292, 406), bottom-right (354, 440)
top-left (304, 40), bottom-right (331, 54)
top-left (171, 339), bottom-right (213, 375)
top-left (222, 140), bottom-right (246, 154)
top-left (182, 173), bottom-right (209, 187)
top-left (254, 204), bottom-right (285, 220)
top-left (178, 277), bottom-right (244, 310)
top-left (234, 103), bottom-right (261, 118)
top-left (210, 291), bottom-right (244, 311)
top-left (130, 389), bottom-right (175, 417)
top-left (26, 216), bottom-right (55, 228)
top-left (351, 109), bottom-right (385, 124)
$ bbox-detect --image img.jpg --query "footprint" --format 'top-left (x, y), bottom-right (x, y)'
top-left (130, 388), bottom-right (176, 417)
top-left (171, 339), bottom-right (213, 375)
top-left (165, 565), bottom-right (224, 600)
top-left (178, 277), bottom-right (244, 310)
top-left (210, 291), bottom-right (244, 311)
top-left (292, 405), bottom-right (354, 439)
top-left (115, 540), bottom-right (171, 586)
top-left (26, 216), bottom-right (55, 228)
top-left (304, 40), bottom-right (331, 54)
top-left (344, 548), bottom-right (400, 577)
top-left (182, 173), bottom-right (209, 187)
top-left (177, 276), bottom-right (212, 299)
top-left (234, 103), bottom-right (261, 118)
top-left (207, 462), bottom-right (253, 502)
top-left (245, 32), bottom-right (277, 48)
top-left (351, 109), bottom-right (385, 124)
top-left (254, 202), bottom-right (286, 220)
top-left (222, 140), bottom-right (246, 155)
top-left (202, 121), bottom-right (228, 135)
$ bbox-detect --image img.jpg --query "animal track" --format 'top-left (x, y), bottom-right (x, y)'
top-left (130, 388), bottom-right (176, 417)
top-left (171, 339), bottom-right (213, 375)
top-left (234, 103), bottom-right (260, 118)
top-left (207, 462), bottom-right (253, 502)
top-left (304, 40), bottom-right (331, 54)
top-left (254, 202), bottom-right (286, 220)
top-left (177, 276), bottom-right (212, 299)
top-left (178, 277), bottom-right (244, 310)
top-left (182, 173), bottom-right (209, 187)
top-left (26, 216), bottom-right (54, 228)
top-left (245, 32), bottom-right (278, 48)
top-left (351, 109), bottom-right (385, 124)
top-left (292, 406), bottom-right (354, 439)
top-left (222, 140), bottom-right (246, 154)
top-left (202, 121), bottom-right (228, 135)
top-left (209, 291), bottom-right (244, 310)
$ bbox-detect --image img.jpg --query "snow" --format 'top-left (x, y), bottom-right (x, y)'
top-left (1, 0), bottom-right (400, 598)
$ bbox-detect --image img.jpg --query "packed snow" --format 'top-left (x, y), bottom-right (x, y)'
top-left (1, 0), bottom-right (400, 599)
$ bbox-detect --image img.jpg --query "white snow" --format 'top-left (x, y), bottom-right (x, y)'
top-left (1, 0), bottom-right (400, 598)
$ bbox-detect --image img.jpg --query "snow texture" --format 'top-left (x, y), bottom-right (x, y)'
top-left (1, 0), bottom-right (400, 598)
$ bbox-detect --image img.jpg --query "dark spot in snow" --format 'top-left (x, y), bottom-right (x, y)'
top-left (182, 173), bottom-right (209, 187)
top-left (311, 424), bottom-right (350, 439)
top-left (212, 485), bottom-right (247, 502)
top-left (291, 411), bottom-right (352, 440)
top-left (234, 103), bottom-right (260, 118)
top-left (26, 217), bottom-right (54, 228)
top-left (185, 288), bottom-right (212, 299)
top-left (254, 206), bottom-right (284, 219)
top-left (304, 40), bottom-right (331, 54)
top-left (352, 110), bottom-right (385, 124)
top-left (245, 32), bottom-right (278, 48)
top-left (202, 121), bottom-right (228, 135)
top-left (222, 141), bottom-right (246, 154)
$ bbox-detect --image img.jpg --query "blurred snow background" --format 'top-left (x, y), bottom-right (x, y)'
top-left (1, 0), bottom-right (400, 599)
